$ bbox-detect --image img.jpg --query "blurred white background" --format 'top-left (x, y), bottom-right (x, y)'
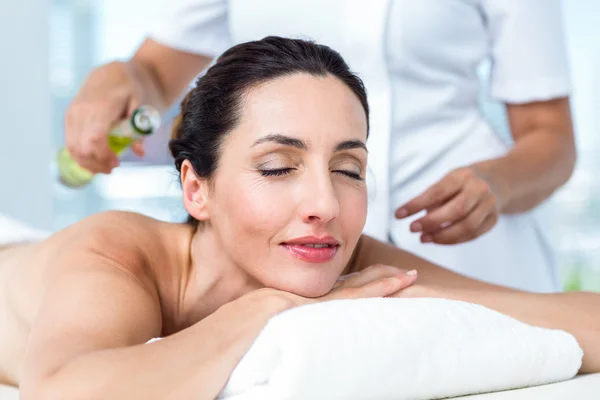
top-left (1, 0), bottom-right (599, 291)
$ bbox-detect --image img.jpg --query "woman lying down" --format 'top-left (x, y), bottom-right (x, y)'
top-left (0, 37), bottom-right (599, 398)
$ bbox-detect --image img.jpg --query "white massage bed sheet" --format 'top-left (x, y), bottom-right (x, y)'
top-left (1, 374), bottom-right (599, 400)
top-left (459, 373), bottom-right (600, 399)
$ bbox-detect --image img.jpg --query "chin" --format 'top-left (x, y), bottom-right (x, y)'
top-left (288, 284), bottom-right (332, 298)
top-left (264, 275), bottom-right (336, 299)
top-left (252, 259), bottom-right (345, 298)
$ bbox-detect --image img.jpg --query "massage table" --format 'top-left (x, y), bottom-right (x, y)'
top-left (1, 374), bottom-right (599, 399)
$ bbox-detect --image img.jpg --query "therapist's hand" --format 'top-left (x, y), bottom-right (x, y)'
top-left (395, 166), bottom-right (501, 245)
top-left (65, 61), bottom-right (165, 174)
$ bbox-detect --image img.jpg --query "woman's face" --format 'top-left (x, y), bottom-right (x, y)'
top-left (205, 73), bottom-right (368, 297)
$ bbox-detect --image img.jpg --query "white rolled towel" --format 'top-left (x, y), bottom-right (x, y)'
top-left (218, 298), bottom-right (583, 400)
top-left (0, 213), bottom-right (49, 246)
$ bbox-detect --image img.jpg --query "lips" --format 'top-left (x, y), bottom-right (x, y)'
top-left (281, 235), bottom-right (340, 263)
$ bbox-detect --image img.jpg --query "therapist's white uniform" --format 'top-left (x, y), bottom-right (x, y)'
top-left (151, 0), bottom-right (571, 292)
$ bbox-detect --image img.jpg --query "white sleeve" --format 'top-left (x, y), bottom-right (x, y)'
top-left (148, 0), bottom-right (232, 57)
top-left (481, 0), bottom-right (571, 103)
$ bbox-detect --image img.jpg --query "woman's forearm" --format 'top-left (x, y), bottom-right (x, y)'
top-left (472, 128), bottom-right (575, 214)
top-left (31, 293), bottom-right (290, 400)
top-left (352, 235), bottom-right (514, 292)
top-left (356, 235), bottom-right (600, 372)
top-left (446, 289), bottom-right (600, 374)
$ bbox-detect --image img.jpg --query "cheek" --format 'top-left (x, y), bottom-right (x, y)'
top-left (338, 186), bottom-right (368, 233)
top-left (214, 176), bottom-right (293, 241)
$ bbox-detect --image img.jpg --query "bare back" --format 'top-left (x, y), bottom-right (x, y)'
top-left (0, 211), bottom-right (194, 386)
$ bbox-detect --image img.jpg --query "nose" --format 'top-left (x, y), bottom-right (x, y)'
top-left (298, 171), bottom-right (340, 225)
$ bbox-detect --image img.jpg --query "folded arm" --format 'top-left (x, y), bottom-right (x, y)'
top-left (429, 289), bottom-right (600, 374)
top-left (350, 235), bottom-right (515, 291)
top-left (355, 234), bottom-right (600, 374)
top-left (19, 251), bottom-right (289, 400)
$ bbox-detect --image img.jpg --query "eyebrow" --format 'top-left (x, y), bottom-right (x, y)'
top-left (252, 133), bottom-right (367, 153)
top-left (252, 134), bottom-right (307, 150)
top-left (334, 139), bottom-right (368, 153)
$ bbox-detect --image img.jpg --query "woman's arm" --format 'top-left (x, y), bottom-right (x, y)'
top-left (21, 220), bottom-right (415, 400)
top-left (351, 235), bottom-right (516, 291)
top-left (473, 97), bottom-right (576, 214)
top-left (407, 289), bottom-right (600, 374)
top-left (19, 255), bottom-right (290, 400)
top-left (356, 235), bottom-right (600, 374)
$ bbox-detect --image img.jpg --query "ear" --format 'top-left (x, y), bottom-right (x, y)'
top-left (181, 160), bottom-right (211, 221)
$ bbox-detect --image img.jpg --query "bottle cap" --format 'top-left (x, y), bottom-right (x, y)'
top-left (131, 105), bottom-right (161, 135)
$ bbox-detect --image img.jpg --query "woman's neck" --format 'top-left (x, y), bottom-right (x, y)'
top-left (178, 226), bottom-right (262, 327)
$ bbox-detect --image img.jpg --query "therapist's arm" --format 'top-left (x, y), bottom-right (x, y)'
top-left (396, 97), bottom-right (576, 244)
top-left (355, 234), bottom-right (600, 374)
top-left (472, 97), bottom-right (576, 214)
top-left (132, 38), bottom-right (213, 106)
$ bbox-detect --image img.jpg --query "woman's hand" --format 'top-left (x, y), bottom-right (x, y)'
top-left (395, 166), bottom-right (501, 245)
top-left (278, 264), bottom-right (418, 308)
top-left (325, 264), bottom-right (418, 300)
top-left (389, 283), bottom-right (450, 300)
top-left (241, 264), bottom-right (418, 314)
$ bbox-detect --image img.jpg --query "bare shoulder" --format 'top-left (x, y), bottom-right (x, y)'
top-left (67, 210), bottom-right (164, 240)
top-left (13, 212), bottom-right (186, 388)
top-left (43, 210), bottom-right (181, 286)
top-left (0, 212), bottom-right (184, 386)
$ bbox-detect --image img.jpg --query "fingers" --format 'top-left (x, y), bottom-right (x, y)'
top-left (389, 284), bottom-right (442, 299)
top-left (333, 272), bottom-right (361, 289)
top-left (79, 130), bottom-right (119, 173)
top-left (66, 104), bottom-right (122, 173)
top-left (127, 98), bottom-right (142, 116)
top-left (410, 191), bottom-right (480, 234)
top-left (64, 62), bottom-right (133, 174)
top-left (131, 140), bottom-right (146, 157)
top-left (350, 275), bottom-right (414, 298)
top-left (395, 170), bottom-right (466, 219)
top-left (409, 178), bottom-right (492, 233)
top-left (422, 196), bottom-right (498, 244)
top-left (339, 264), bottom-right (406, 288)
top-left (396, 167), bottom-right (500, 245)
top-left (329, 265), bottom-right (418, 300)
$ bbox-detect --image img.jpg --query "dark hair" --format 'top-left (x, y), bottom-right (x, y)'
top-left (169, 36), bottom-right (369, 226)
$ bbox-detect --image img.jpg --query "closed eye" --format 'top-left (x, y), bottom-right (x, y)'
top-left (260, 168), bottom-right (363, 181)
top-left (260, 168), bottom-right (294, 177)
top-left (334, 170), bottom-right (364, 181)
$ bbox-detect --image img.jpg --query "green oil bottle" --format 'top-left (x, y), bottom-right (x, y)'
top-left (57, 105), bottom-right (161, 188)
